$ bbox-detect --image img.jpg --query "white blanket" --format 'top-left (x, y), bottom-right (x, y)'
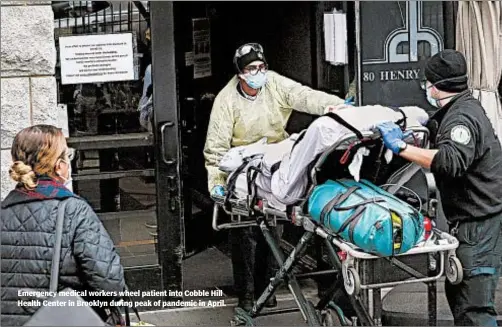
top-left (220, 105), bottom-right (429, 211)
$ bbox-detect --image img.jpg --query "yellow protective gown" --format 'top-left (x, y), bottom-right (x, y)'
top-left (204, 71), bottom-right (345, 192)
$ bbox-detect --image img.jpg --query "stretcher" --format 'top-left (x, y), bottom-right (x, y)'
top-left (211, 126), bottom-right (463, 326)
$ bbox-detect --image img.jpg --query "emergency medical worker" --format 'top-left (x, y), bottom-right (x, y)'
top-left (377, 49), bottom-right (502, 326)
top-left (203, 43), bottom-right (345, 310)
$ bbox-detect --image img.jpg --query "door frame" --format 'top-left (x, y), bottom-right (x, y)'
top-left (56, 1), bottom-right (165, 299)
top-left (150, 1), bottom-right (184, 297)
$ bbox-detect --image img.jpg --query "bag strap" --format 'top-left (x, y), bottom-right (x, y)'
top-left (319, 186), bottom-right (359, 225)
top-left (386, 163), bottom-right (421, 195)
top-left (323, 112), bottom-right (364, 140)
top-left (50, 199), bottom-right (69, 293)
top-left (122, 285), bottom-right (142, 324)
top-left (224, 157), bottom-right (256, 211)
top-left (125, 306), bottom-right (131, 326)
top-left (246, 166), bottom-right (262, 217)
top-left (289, 129), bottom-right (307, 153)
top-left (123, 303), bottom-right (142, 326)
top-left (389, 106), bottom-right (407, 130)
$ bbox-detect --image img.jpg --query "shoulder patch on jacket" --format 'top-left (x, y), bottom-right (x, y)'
top-left (450, 125), bottom-right (471, 145)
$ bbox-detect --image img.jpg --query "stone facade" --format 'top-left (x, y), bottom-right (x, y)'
top-left (1, 1), bottom-right (58, 200)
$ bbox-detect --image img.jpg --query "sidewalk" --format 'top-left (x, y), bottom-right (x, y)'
top-left (131, 293), bottom-right (319, 326)
top-left (130, 246), bottom-right (320, 325)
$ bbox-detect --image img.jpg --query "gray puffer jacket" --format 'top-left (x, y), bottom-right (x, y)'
top-left (1, 188), bottom-right (125, 326)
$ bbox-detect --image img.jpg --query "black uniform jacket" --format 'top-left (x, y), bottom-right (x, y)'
top-left (429, 91), bottom-right (502, 223)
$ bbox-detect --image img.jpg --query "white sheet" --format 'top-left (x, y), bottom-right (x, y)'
top-left (223, 105), bottom-right (429, 210)
top-left (219, 134), bottom-right (300, 174)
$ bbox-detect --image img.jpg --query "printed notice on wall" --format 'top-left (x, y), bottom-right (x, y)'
top-left (192, 18), bottom-right (212, 79)
top-left (59, 33), bottom-right (135, 85)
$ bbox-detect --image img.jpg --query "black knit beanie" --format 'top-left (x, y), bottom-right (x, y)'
top-left (424, 49), bottom-right (468, 92)
top-left (235, 49), bottom-right (267, 72)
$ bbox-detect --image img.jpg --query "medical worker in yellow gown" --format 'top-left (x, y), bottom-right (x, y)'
top-left (204, 43), bottom-right (345, 311)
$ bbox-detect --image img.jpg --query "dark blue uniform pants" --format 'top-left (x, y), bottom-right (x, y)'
top-left (230, 225), bottom-right (283, 302)
top-left (446, 214), bottom-right (502, 326)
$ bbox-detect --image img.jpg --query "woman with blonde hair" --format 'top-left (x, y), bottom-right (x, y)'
top-left (1, 125), bottom-right (125, 326)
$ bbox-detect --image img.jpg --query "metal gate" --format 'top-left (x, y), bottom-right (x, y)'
top-left (53, 1), bottom-right (165, 299)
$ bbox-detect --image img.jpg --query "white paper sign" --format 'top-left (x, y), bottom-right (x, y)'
top-left (57, 104), bottom-right (69, 137)
top-left (192, 18), bottom-right (212, 79)
top-left (185, 51), bottom-right (194, 66)
top-left (59, 33), bottom-right (135, 85)
top-left (323, 11), bottom-right (348, 66)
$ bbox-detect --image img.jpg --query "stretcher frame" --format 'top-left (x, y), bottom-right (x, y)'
top-left (211, 127), bottom-right (463, 326)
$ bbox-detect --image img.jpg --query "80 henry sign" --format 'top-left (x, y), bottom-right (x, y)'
top-left (359, 1), bottom-right (445, 109)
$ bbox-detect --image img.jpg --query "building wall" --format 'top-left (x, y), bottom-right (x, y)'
top-left (259, 2), bottom-right (314, 86)
top-left (1, 1), bottom-right (63, 200)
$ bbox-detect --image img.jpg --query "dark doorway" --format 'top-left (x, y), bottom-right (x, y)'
top-left (151, 1), bottom-right (345, 296)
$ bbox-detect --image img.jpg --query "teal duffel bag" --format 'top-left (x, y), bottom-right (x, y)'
top-left (308, 179), bottom-right (424, 257)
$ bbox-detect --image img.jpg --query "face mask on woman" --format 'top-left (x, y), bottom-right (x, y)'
top-left (57, 159), bottom-right (73, 191)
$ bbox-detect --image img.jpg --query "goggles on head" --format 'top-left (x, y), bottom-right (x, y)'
top-left (234, 43), bottom-right (264, 59)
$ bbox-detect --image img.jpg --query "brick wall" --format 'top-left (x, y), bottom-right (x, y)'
top-left (1, 1), bottom-right (65, 200)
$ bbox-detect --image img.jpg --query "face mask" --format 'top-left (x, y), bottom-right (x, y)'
top-left (424, 75), bottom-right (468, 109)
top-left (426, 87), bottom-right (439, 108)
top-left (426, 86), bottom-right (461, 109)
top-left (65, 163), bottom-right (73, 192)
top-left (244, 72), bottom-right (267, 89)
top-left (58, 160), bottom-right (73, 192)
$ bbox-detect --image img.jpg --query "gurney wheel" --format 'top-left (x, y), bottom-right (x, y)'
top-left (322, 308), bottom-right (343, 326)
top-left (446, 256), bottom-right (463, 285)
top-left (344, 267), bottom-right (361, 296)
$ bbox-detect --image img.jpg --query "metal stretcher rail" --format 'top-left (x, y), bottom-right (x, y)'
top-left (328, 229), bottom-right (458, 259)
top-left (211, 196), bottom-right (290, 231)
top-left (310, 216), bottom-right (459, 293)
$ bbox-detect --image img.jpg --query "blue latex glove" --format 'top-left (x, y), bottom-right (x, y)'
top-left (211, 185), bottom-right (226, 196)
top-left (344, 96), bottom-right (355, 106)
top-left (376, 121), bottom-right (407, 154)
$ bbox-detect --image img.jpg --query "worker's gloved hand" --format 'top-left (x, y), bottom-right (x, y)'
top-left (324, 103), bottom-right (351, 114)
top-left (344, 96), bottom-right (355, 106)
top-left (211, 185), bottom-right (226, 197)
top-left (376, 121), bottom-right (407, 154)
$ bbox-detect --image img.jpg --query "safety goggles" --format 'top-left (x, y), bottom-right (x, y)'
top-left (243, 63), bottom-right (268, 76)
top-left (234, 43), bottom-right (264, 59)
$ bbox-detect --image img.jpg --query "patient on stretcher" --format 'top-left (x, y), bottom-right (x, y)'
top-left (219, 104), bottom-right (429, 211)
